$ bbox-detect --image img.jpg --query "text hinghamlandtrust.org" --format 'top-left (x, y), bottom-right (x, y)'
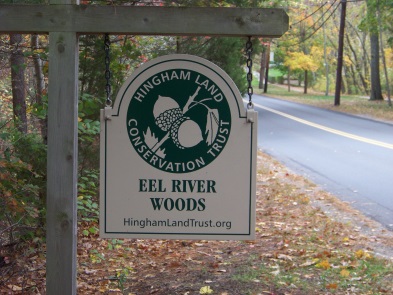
top-left (123, 217), bottom-right (232, 230)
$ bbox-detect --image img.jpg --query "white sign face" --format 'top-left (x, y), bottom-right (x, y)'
top-left (100, 54), bottom-right (257, 240)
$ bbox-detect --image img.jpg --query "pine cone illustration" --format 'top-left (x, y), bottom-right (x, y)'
top-left (153, 96), bottom-right (183, 132)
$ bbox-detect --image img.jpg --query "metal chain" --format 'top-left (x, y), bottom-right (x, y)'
top-left (245, 36), bottom-right (254, 108)
top-left (104, 34), bottom-right (112, 107)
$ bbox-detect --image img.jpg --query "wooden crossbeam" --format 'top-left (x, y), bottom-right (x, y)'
top-left (0, 5), bottom-right (288, 37)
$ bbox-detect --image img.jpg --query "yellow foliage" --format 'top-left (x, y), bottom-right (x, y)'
top-left (316, 259), bottom-right (331, 270)
top-left (355, 249), bottom-right (365, 258)
top-left (343, 55), bottom-right (353, 67)
top-left (200, 286), bottom-right (213, 294)
top-left (310, 46), bottom-right (324, 61)
top-left (284, 51), bottom-right (319, 72)
top-left (355, 249), bottom-right (372, 259)
top-left (340, 269), bottom-right (350, 277)
top-left (385, 48), bottom-right (393, 68)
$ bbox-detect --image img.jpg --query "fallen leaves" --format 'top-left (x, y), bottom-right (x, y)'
top-left (7, 285), bottom-right (22, 291)
top-left (315, 259), bottom-right (331, 270)
top-left (340, 269), bottom-right (350, 278)
top-left (277, 254), bottom-right (293, 261)
top-left (199, 286), bottom-right (213, 294)
top-left (355, 249), bottom-right (373, 259)
top-left (326, 283), bottom-right (338, 290)
top-left (2, 152), bottom-right (393, 295)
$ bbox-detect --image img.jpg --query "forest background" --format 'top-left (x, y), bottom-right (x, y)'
top-left (0, 0), bottom-right (392, 292)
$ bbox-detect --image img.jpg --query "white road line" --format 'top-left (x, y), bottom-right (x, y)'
top-left (251, 101), bottom-right (393, 150)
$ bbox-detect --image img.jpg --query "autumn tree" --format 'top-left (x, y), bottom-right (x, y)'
top-left (362, 0), bottom-right (384, 100)
top-left (345, 18), bottom-right (370, 95)
top-left (274, 1), bottom-right (324, 93)
top-left (376, 0), bottom-right (392, 105)
top-left (284, 49), bottom-right (320, 94)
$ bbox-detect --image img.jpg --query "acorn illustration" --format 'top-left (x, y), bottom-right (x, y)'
top-left (152, 95), bottom-right (203, 150)
top-left (153, 95), bottom-right (183, 132)
top-left (170, 117), bottom-right (203, 149)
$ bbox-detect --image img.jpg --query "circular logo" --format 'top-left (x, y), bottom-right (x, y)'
top-left (126, 67), bottom-right (231, 173)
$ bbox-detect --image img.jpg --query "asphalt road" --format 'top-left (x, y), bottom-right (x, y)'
top-left (252, 94), bottom-right (393, 230)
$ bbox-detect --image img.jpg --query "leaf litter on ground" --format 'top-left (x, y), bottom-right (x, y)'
top-left (1, 151), bottom-right (393, 295)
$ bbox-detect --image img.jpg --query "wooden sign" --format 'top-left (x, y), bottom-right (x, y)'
top-left (100, 54), bottom-right (257, 240)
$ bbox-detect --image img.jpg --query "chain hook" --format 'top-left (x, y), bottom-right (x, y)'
top-left (104, 33), bottom-right (112, 108)
top-left (245, 36), bottom-right (254, 109)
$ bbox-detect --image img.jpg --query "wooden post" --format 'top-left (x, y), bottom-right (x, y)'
top-left (46, 0), bottom-right (79, 294)
top-left (46, 31), bottom-right (79, 295)
top-left (334, 0), bottom-right (347, 106)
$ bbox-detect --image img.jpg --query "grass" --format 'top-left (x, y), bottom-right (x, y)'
top-left (264, 230), bottom-right (391, 293)
top-left (255, 83), bottom-right (393, 122)
top-left (268, 68), bottom-right (284, 78)
top-left (229, 152), bottom-right (393, 295)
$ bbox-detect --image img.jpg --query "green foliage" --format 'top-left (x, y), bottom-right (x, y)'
top-left (77, 94), bottom-right (101, 224)
top-left (269, 68), bottom-right (284, 78)
top-left (89, 248), bottom-right (105, 264)
top-left (78, 93), bottom-right (101, 143)
top-left (78, 169), bottom-right (99, 223)
top-left (0, 92), bottom-right (102, 244)
top-left (78, 93), bottom-right (101, 172)
top-left (0, 125), bottom-right (46, 244)
top-left (204, 37), bottom-right (250, 95)
top-left (79, 35), bottom-right (143, 100)
top-left (115, 266), bottom-right (132, 293)
top-left (107, 238), bottom-right (124, 250)
top-left (176, 36), bottom-right (262, 95)
top-left (359, 0), bottom-right (393, 35)
top-left (31, 94), bottom-right (48, 120)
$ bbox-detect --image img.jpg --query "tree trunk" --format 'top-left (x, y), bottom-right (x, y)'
top-left (79, 35), bottom-right (90, 95)
top-left (263, 44), bottom-right (270, 93)
top-left (176, 36), bottom-right (181, 54)
top-left (348, 64), bottom-right (359, 94)
top-left (259, 47), bottom-right (266, 89)
top-left (322, 6), bottom-right (329, 96)
top-left (10, 34), bottom-right (27, 134)
top-left (304, 70), bottom-right (308, 94)
top-left (287, 67), bottom-right (291, 92)
top-left (366, 0), bottom-right (384, 101)
top-left (341, 68), bottom-right (347, 94)
top-left (346, 33), bottom-right (368, 94)
top-left (31, 34), bottom-right (48, 143)
top-left (369, 33), bottom-right (383, 100)
top-left (346, 20), bottom-right (371, 95)
top-left (378, 6), bottom-right (391, 106)
top-left (361, 33), bottom-right (370, 94)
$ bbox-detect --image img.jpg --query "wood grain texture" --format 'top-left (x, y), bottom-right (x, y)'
top-left (46, 31), bottom-right (78, 295)
top-left (0, 5), bottom-right (288, 37)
